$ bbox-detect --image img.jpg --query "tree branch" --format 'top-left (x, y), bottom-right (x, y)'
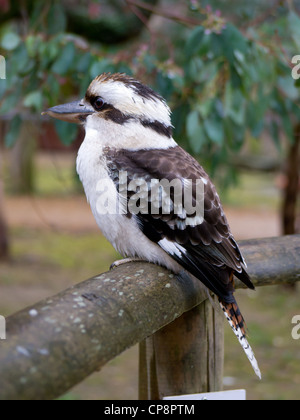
top-left (126, 0), bottom-right (202, 26)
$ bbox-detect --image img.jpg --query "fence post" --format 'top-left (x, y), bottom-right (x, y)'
top-left (139, 296), bottom-right (224, 400)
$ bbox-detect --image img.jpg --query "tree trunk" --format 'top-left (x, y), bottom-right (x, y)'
top-left (282, 125), bottom-right (300, 235)
top-left (0, 150), bottom-right (9, 260)
top-left (9, 121), bottom-right (37, 195)
top-left (281, 125), bottom-right (300, 290)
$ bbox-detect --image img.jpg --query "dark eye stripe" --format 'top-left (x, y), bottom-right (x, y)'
top-left (86, 93), bottom-right (172, 137)
top-left (140, 120), bottom-right (173, 138)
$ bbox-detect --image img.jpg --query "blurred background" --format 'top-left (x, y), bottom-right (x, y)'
top-left (0, 0), bottom-right (299, 400)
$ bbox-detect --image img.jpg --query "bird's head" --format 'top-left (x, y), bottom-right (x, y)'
top-left (43, 73), bottom-right (173, 144)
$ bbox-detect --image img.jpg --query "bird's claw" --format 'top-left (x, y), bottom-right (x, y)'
top-left (110, 258), bottom-right (146, 271)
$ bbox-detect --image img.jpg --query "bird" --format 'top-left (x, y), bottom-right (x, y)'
top-left (43, 72), bottom-right (261, 379)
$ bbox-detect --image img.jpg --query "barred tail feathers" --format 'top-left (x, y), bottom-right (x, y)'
top-left (220, 300), bottom-right (262, 380)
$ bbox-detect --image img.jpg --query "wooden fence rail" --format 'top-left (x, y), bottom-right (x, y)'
top-left (0, 235), bottom-right (299, 400)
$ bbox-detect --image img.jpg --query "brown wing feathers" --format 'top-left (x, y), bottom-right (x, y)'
top-left (106, 146), bottom-right (255, 324)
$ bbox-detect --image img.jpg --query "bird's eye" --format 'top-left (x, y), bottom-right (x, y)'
top-left (93, 97), bottom-right (105, 111)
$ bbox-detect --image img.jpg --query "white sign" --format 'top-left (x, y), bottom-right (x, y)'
top-left (292, 315), bottom-right (300, 340)
top-left (0, 55), bottom-right (6, 80)
top-left (0, 316), bottom-right (6, 340)
top-left (292, 55), bottom-right (300, 80)
top-left (164, 389), bottom-right (246, 401)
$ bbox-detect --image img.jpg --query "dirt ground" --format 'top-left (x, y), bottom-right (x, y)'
top-left (3, 194), bottom-right (281, 239)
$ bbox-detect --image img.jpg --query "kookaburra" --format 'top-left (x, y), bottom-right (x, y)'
top-left (43, 72), bottom-right (261, 379)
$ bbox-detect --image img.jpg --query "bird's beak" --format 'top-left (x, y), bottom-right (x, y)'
top-left (42, 100), bottom-right (95, 123)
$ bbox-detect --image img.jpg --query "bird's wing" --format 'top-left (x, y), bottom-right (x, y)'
top-left (106, 145), bottom-right (254, 304)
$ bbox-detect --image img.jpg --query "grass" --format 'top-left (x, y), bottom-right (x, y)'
top-left (0, 227), bottom-right (118, 315)
top-left (222, 171), bottom-right (281, 210)
top-left (223, 285), bottom-right (300, 400)
top-left (34, 154), bottom-right (82, 197)
top-left (12, 227), bottom-right (117, 272)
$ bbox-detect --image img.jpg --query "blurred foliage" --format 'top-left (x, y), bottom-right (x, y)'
top-left (0, 0), bottom-right (300, 186)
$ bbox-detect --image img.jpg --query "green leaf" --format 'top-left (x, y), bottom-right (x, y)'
top-left (45, 74), bottom-right (60, 102)
top-left (224, 119), bottom-right (246, 151)
top-left (221, 24), bottom-right (249, 63)
top-left (23, 91), bottom-right (43, 111)
top-left (5, 115), bottom-right (22, 148)
top-left (186, 26), bottom-right (205, 57)
top-left (224, 85), bottom-right (246, 126)
top-left (39, 38), bottom-right (61, 71)
top-left (1, 32), bottom-right (21, 51)
top-left (185, 57), bottom-right (203, 83)
top-left (47, 2), bottom-right (67, 35)
top-left (288, 11), bottom-right (300, 50)
top-left (54, 120), bottom-right (78, 146)
top-left (9, 44), bottom-right (30, 75)
top-left (0, 88), bottom-right (21, 115)
top-left (197, 99), bottom-right (214, 119)
top-left (89, 58), bottom-right (114, 79)
top-left (203, 115), bottom-right (224, 146)
top-left (29, 2), bottom-right (46, 28)
top-left (229, 100), bottom-right (246, 126)
top-left (77, 52), bottom-right (92, 74)
top-left (246, 101), bottom-right (264, 137)
top-left (25, 35), bottom-right (40, 58)
top-left (278, 75), bottom-right (299, 101)
top-left (269, 120), bottom-right (282, 152)
top-left (143, 54), bottom-right (156, 73)
top-left (156, 72), bottom-right (174, 100)
top-left (186, 110), bottom-right (206, 154)
top-left (116, 63), bottom-right (133, 76)
top-left (172, 103), bottom-right (189, 140)
top-left (52, 42), bottom-right (76, 76)
top-left (210, 33), bottom-right (224, 59)
top-left (230, 65), bottom-right (243, 89)
top-left (0, 78), bottom-right (7, 98)
top-left (79, 72), bottom-right (93, 97)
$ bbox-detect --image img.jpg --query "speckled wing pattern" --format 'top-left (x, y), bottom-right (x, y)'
top-left (105, 145), bottom-right (261, 379)
top-left (106, 146), bottom-right (252, 300)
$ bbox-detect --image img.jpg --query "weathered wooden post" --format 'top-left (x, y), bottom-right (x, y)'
top-left (139, 297), bottom-right (224, 399)
top-left (139, 234), bottom-right (300, 399)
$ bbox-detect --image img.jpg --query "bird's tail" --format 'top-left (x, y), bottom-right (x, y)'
top-left (219, 299), bottom-right (262, 380)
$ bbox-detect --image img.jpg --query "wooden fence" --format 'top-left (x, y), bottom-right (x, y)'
top-left (0, 235), bottom-right (299, 400)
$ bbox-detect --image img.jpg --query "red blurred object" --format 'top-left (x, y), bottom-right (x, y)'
top-left (0, 0), bottom-right (9, 12)
top-left (88, 2), bottom-right (102, 19)
top-left (39, 122), bottom-right (83, 152)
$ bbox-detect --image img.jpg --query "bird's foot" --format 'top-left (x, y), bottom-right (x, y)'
top-left (110, 258), bottom-right (148, 271)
